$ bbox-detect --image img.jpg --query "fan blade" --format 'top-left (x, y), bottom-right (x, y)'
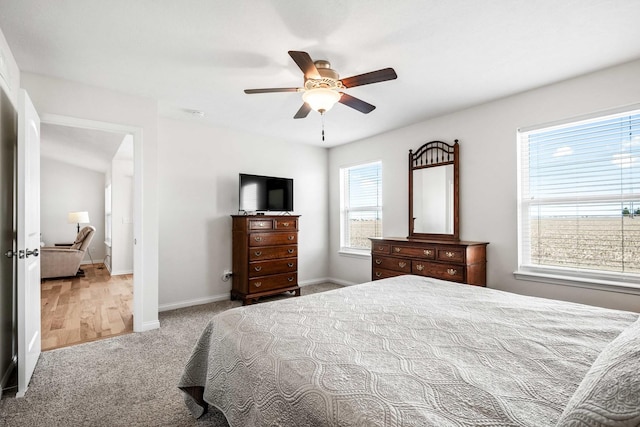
top-left (339, 93), bottom-right (376, 114)
top-left (293, 103), bottom-right (311, 119)
top-left (288, 51), bottom-right (321, 79)
top-left (340, 68), bottom-right (397, 88)
top-left (244, 88), bottom-right (301, 94)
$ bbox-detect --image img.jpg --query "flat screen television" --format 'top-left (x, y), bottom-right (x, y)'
top-left (239, 173), bottom-right (294, 212)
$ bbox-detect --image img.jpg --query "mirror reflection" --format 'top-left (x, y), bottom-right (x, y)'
top-left (413, 165), bottom-right (454, 234)
top-left (408, 139), bottom-right (459, 241)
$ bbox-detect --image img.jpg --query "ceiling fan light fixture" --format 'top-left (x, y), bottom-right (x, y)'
top-left (302, 88), bottom-right (341, 113)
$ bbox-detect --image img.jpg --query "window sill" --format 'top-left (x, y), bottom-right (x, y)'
top-left (513, 269), bottom-right (640, 296)
top-left (338, 249), bottom-right (371, 259)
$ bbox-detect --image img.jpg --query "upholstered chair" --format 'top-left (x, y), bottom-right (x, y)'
top-left (40, 226), bottom-right (96, 279)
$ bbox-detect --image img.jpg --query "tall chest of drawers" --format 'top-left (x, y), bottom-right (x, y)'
top-left (370, 237), bottom-right (488, 286)
top-left (231, 215), bottom-right (300, 304)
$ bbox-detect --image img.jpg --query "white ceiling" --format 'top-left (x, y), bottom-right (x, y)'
top-left (40, 123), bottom-right (129, 173)
top-left (1, 0), bottom-right (640, 147)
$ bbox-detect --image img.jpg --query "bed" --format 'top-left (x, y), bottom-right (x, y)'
top-left (179, 275), bottom-right (640, 426)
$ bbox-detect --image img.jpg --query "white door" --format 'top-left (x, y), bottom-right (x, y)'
top-left (16, 89), bottom-right (41, 397)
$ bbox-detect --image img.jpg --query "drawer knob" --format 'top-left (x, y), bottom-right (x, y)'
top-left (447, 268), bottom-right (457, 275)
top-left (287, 249), bottom-right (294, 254)
top-left (254, 282), bottom-right (262, 287)
top-left (423, 250), bottom-right (432, 256)
top-left (254, 251), bottom-right (262, 256)
top-left (398, 261), bottom-right (407, 268)
top-left (378, 246), bottom-right (385, 251)
top-left (375, 272), bottom-right (382, 278)
top-left (375, 259), bottom-right (382, 265)
top-left (258, 222), bottom-right (265, 227)
top-left (254, 236), bottom-right (262, 242)
top-left (288, 235), bottom-right (294, 240)
top-left (394, 247), bottom-right (401, 253)
top-left (288, 263), bottom-right (294, 268)
top-left (445, 251), bottom-right (455, 258)
top-left (416, 264), bottom-right (424, 271)
top-left (288, 277), bottom-right (294, 282)
top-left (254, 266), bottom-right (262, 272)
top-left (282, 222), bottom-right (290, 227)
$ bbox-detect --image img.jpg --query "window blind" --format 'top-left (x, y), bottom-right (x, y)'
top-left (518, 109), bottom-right (640, 279)
top-left (340, 161), bottom-right (382, 250)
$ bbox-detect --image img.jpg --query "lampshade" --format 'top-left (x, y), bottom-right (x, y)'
top-left (302, 88), bottom-right (341, 113)
top-left (68, 211), bottom-right (90, 224)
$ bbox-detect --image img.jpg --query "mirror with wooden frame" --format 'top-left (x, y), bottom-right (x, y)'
top-left (408, 139), bottom-right (459, 241)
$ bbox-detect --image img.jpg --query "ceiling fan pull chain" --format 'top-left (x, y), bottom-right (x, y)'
top-left (321, 112), bottom-right (325, 142)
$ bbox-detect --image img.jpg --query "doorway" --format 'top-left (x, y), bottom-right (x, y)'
top-left (39, 114), bottom-right (143, 343)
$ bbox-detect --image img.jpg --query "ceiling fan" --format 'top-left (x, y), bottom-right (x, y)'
top-left (244, 51), bottom-right (397, 119)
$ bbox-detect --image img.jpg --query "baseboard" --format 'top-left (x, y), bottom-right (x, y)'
top-left (298, 277), bottom-right (327, 286)
top-left (0, 355), bottom-right (17, 400)
top-left (298, 277), bottom-right (357, 287)
top-left (157, 278), bottom-right (347, 312)
top-left (138, 320), bottom-right (161, 332)
top-left (110, 269), bottom-right (133, 276)
top-left (158, 293), bottom-right (230, 312)
top-left (323, 277), bottom-right (359, 287)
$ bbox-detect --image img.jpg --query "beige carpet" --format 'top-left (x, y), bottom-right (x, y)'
top-left (0, 283), bottom-right (342, 426)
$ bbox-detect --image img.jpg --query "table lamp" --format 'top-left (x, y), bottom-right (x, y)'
top-left (68, 211), bottom-right (90, 234)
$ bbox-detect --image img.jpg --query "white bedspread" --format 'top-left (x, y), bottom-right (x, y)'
top-left (179, 275), bottom-right (638, 426)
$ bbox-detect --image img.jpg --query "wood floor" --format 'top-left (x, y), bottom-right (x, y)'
top-left (40, 263), bottom-right (133, 351)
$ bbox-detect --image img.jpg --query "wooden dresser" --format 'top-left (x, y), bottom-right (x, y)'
top-left (370, 237), bottom-right (488, 286)
top-left (231, 215), bottom-right (300, 304)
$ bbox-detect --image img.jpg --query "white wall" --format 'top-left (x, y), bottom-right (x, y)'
top-left (329, 59), bottom-right (640, 313)
top-left (157, 118), bottom-right (329, 310)
top-left (40, 157), bottom-right (106, 263)
top-left (21, 72), bottom-right (160, 330)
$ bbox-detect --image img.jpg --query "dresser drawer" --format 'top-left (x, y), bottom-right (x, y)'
top-left (372, 243), bottom-right (391, 254)
top-left (391, 245), bottom-right (435, 259)
top-left (372, 256), bottom-right (411, 273)
top-left (369, 237), bottom-right (487, 287)
top-left (249, 272), bottom-right (297, 293)
top-left (412, 261), bottom-right (464, 283)
top-left (248, 258), bottom-right (297, 278)
top-left (249, 245), bottom-right (297, 261)
top-left (275, 218), bottom-right (297, 230)
top-left (372, 268), bottom-right (406, 280)
top-left (249, 219), bottom-right (273, 230)
top-left (249, 232), bottom-right (298, 247)
top-left (437, 247), bottom-right (465, 263)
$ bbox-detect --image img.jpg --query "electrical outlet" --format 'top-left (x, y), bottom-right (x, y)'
top-left (222, 270), bottom-right (233, 282)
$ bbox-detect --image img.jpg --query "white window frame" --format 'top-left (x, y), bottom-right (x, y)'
top-left (515, 106), bottom-right (640, 294)
top-left (104, 184), bottom-right (112, 247)
top-left (339, 161), bottom-right (382, 256)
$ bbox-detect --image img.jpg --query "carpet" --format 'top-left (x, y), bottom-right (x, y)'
top-left (0, 283), bottom-right (342, 426)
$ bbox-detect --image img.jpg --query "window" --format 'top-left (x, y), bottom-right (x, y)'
top-left (105, 184), bottom-right (112, 247)
top-left (340, 161), bottom-right (382, 252)
top-left (517, 108), bottom-right (640, 287)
